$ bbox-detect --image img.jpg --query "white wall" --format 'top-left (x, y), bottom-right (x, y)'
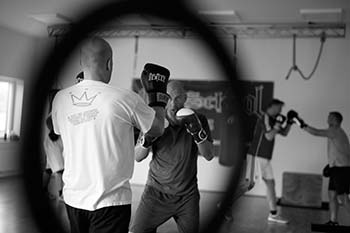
top-left (0, 26), bottom-right (47, 174)
top-left (53, 27), bottom-right (350, 201)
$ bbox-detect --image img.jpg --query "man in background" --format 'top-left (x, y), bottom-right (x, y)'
top-left (302, 111), bottom-right (350, 226)
top-left (247, 99), bottom-right (292, 224)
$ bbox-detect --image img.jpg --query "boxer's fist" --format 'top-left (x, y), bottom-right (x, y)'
top-left (141, 63), bottom-right (170, 108)
top-left (287, 110), bottom-right (298, 124)
top-left (273, 114), bottom-right (286, 130)
top-left (294, 117), bottom-right (308, 129)
top-left (275, 114), bottom-right (286, 124)
top-left (48, 130), bottom-right (59, 141)
top-left (176, 108), bottom-right (208, 144)
top-left (287, 110), bottom-right (308, 128)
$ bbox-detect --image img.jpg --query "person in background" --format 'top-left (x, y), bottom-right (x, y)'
top-left (301, 111), bottom-right (350, 226)
top-left (246, 99), bottom-right (292, 224)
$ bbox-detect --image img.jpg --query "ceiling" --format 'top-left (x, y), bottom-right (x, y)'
top-left (0, 0), bottom-right (349, 38)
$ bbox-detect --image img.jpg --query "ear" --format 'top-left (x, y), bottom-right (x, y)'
top-left (183, 93), bottom-right (188, 103)
top-left (106, 58), bottom-right (112, 71)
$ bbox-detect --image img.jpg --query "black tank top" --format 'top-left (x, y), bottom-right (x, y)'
top-left (248, 113), bottom-right (275, 160)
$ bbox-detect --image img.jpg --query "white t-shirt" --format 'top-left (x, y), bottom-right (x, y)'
top-left (51, 80), bottom-right (155, 210)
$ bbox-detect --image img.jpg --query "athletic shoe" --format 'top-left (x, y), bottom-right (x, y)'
top-left (324, 220), bottom-right (339, 226)
top-left (267, 214), bottom-right (289, 224)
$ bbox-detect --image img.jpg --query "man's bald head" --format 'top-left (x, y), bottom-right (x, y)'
top-left (165, 80), bottom-right (187, 125)
top-left (167, 80), bottom-right (186, 100)
top-left (80, 37), bottom-right (113, 83)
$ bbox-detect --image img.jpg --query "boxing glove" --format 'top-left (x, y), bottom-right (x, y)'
top-left (273, 114), bottom-right (286, 130)
top-left (287, 110), bottom-right (308, 128)
top-left (294, 117), bottom-right (308, 129)
top-left (175, 108), bottom-right (208, 144)
top-left (141, 63), bottom-right (170, 108)
top-left (275, 114), bottom-right (286, 124)
top-left (287, 110), bottom-right (298, 124)
top-left (48, 130), bottom-right (59, 142)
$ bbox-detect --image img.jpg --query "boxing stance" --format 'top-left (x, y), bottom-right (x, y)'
top-left (51, 36), bottom-right (169, 233)
top-left (294, 111), bottom-right (350, 226)
top-left (130, 81), bottom-right (214, 233)
top-left (246, 99), bottom-right (292, 224)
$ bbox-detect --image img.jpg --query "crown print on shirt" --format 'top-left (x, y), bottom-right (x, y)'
top-left (70, 91), bottom-right (98, 107)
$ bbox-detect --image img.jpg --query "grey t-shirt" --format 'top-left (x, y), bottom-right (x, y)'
top-left (147, 113), bottom-right (212, 196)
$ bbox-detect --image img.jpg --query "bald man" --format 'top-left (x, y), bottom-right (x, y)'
top-left (130, 81), bottom-right (214, 233)
top-left (51, 37), bottom-right (168, 233)
top-left (302, 111), bottom-right (350, 226)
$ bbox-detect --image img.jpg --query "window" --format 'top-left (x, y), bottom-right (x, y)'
top-left (0, 82), bottom-right (9, 135)
top-left (0, 76), bottom-right (24, 140)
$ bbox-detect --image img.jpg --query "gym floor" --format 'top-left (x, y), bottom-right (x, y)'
top-left (1, 176), bottom-right (349, 233)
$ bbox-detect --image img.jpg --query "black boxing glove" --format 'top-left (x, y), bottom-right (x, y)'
top-left (176, 108), bottom-right (208, 144)
top-left (275, 114), bottom-right (286, 124)
top-left (294, 117), bottom-right (308, 129)
top-left (48, 130), bottom-right (59, 142)
top-left (141, 63), bottom-right (170, 108)
top-left (286, 110), bottom-right (308, 128)
top-left (273, 114), bottom-right (286, 131)
top-left (287, 110), bottom-right (298, 124)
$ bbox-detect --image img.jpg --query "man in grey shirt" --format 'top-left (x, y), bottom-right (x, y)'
top-left (130, 81), bottom-right (214, 233)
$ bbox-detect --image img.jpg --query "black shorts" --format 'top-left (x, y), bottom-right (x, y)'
top-left (66, 204), bottom-right (131, 233)
top-left (328, 166), bottom-right (350, 195)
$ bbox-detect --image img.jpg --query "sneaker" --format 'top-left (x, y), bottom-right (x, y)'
top-left (268, 214), bottom-right (289, 224)
top-left (324, 220), bottom-right (339, 226)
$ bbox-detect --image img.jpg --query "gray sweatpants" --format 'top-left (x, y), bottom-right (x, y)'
top-left (130, 185), bottom-right (200, 233)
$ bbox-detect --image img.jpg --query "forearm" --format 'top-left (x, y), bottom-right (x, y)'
top-left (198, 140), bottom-right (214, 161)
top-left (303, 125), bottom-right (328, 137)
top-left (265, 129), bottom-right (279, 141)
top-left (279, 124), bottom-right (292, 136)
top-left (55, 171), bottom-right (64, 194)
top-left (147, 107), bottom-right (165, 137)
